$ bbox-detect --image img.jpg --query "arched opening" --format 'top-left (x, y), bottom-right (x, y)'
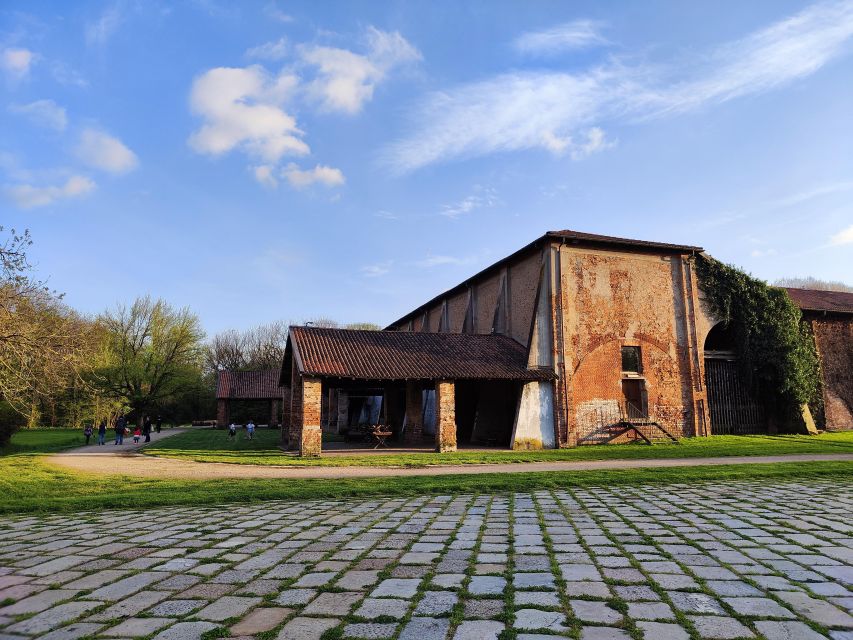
top-left (703, 323), bottom-right (767, 435)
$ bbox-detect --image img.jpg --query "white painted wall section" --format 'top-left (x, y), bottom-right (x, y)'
top-left (512, 381), bottom-right (556, 449)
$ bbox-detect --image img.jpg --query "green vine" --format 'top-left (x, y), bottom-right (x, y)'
top-left (695, 254), bottom-right (823, 420)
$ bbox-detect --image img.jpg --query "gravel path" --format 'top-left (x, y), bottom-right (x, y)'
top-left (2, 480), bottom-right (852, 640)
top-left (47, 449), bottom-right (853, 479)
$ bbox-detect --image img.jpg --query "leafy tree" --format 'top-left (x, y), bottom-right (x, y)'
top-left (94, 296), bottom-right (205, 424)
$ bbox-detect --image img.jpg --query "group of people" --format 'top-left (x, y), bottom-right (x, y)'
top-left (83, 414), bottom-right (163, 446)
top-left (228, 419), bottom-right (256, 440)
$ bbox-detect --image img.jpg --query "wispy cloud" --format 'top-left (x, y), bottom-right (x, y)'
top-left (246, 38), bottom-right (288, 61)
top-left (385, 1), bottom-right (853, 172)
top-left (76, 128), bottom-right (138, 174)
top-left (282, 163), bottom-right (345, 189)
top-left (514, 19), bottom-right (608, 56)
top-left (1, 47), bottom-right (34, 81)
top-left (769, 181), bottom-right (853, 209)
top-left (415, 254), bottom-right (477, 268)
top-left (829, 223), bottom-right (853, 246)
top-left (374, 210), bottom-right (398, 220)
top-left (9, 99), bottom-right (67, 131)
top-left (300, 26), bottom-right (421, 114)
top-left (4, 175), bottom-right (95, 209)
top-left (85, 4), bottom-right (122, 46)
top-left (361, 261), bottom-right (392, 277)
top-left (440, 186), bottom-right (499, 218)
top-left (264, 2), bottom-right (294, 23)
top-left (750, 248), bottom-right (778, 258)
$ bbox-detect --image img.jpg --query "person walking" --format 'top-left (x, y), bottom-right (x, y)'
top-left (143, 415), bottom-right (152, 443)
top-left (228, 422), bottom-right (237, 441)
top-left (114, 415), bottom-right (126, 445)
top-left (155, 415), bottom-right (162, 434)
top-left (84, 424), bottom-right (93, 445)
top-left (97, 419), bottom-right (107, 445)
top-left (246, 419), bottom-right (255, 440)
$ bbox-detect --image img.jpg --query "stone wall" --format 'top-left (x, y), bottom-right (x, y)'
top-left (810, 315), bottom-right (853, 430)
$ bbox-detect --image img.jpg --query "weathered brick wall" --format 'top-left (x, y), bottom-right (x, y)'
top-left (216, 399), bottom-right (228, 428)
top-left (404, 381), bottom-right (424, 444)
top-left (561, 247), bottom-right (697, 443)
top-left (810, 315), bottom-right (853, 430)
top-left (435, 380), bottom-right (457, 452)
top-left (300, 377), bottom-right (323, 457)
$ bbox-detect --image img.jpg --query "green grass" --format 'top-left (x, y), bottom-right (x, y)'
top-left (1, 428), bottom-right (87, 454)
top-left (142, 428), bottom-right (853, 467)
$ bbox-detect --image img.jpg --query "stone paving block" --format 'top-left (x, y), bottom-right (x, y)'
top-left (230, 606), bottom-right (291, 635)
top-left (178, 583), bottom-right (234, 599)
top-left (722, 597), bottom-right (795, 618)
top-left (464, 598), bottom-right (504, 618)
top-left (514, 572), bottom-right (555, 589)
top-left (579, 627), bottom-right (632, 639)
top-left (514, 608), bottom-right (568, 632)
top-left (561, 564), bottom-right (602, 581)
top-left (398, 617), bottom-right (450, 640)
top-left (468, 576), bottom-right (506, 595)
top-left (514, 591), bottom-right (561, 608)
top-left (635, 621), bottom-right (690, 640)
top-left (355, 597), bottom-right (409, 619)
top-left (753, 620), bottom-right (827, 640)
top-left (452, 620), bottom-right (504, 640)
top-left (371, 578), bottom-right (421, 598)
top-left (667, 591), bottom-right (727, 614)
top-left (196, 596), bottom-right (261, 621)
top-left (432, 573), bottom-right (465, 589)
top-left (776, 591), bottom-right (853, 627)
top-left (147, 599), bottom-right (207, 617)
top-left (293, 571), bottom-right (337, 587)
top-left (89, 571), bottom-right (165, 601)
top-left (152, 621), bottom-right (220, 640)
top-left (687, 615), bottom-right (754, 639)
top-left (303, 591), bottom-right (362, 616)
top-left (37, 623), bottom-right (104, 640)
top-left (705, 581), bottom-right (762, 597)
top-left (337, 570), bottom-right (380, 590)
top-left (274, 588), bottom-right (316, 605)
top-left (0, 589), bottom-right (78, 615)
top-left (627, 601), bottom-right (676, 621)
top-left (414, 591), bottom-right (457, 615)
top-left (103, 617), bottom-right (174, 637)
top-left (343, 622), bottom-right (397, 638)
top-left (7, 601), bottom-right (100, 635)
top-left (571, 600), bottom-right (623, 624)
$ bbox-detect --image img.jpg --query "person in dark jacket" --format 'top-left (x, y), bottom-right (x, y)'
top-left (97, 419), bottom-right (107, 445)
top-left (114, 415), bottom-right (126, 445)
top-left (84, 424), bottom-right (93, 445)
top-left (143, 415), bottom-right (152, 443)
top-left (155, 415), bottom-right (162, 433)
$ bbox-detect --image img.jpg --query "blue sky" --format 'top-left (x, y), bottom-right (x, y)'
top-left (2, 0), bottom-right (852, 335)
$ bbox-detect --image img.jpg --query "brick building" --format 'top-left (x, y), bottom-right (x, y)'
top-left (216, 369), bottom-right (283, 428)
top-left (279, 229), bottom-right (851, 456)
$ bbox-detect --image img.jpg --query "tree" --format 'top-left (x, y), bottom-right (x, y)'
top-left (94, 296), bottom-right (205, 423)
top-left (774, 276), bottom-right (853, 293)
top-left (0, 227), bottom-right (97, 445)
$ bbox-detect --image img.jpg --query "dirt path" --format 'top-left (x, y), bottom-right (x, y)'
top-left (46, 450), bottom-right (853, 480)
top-left (60, 428), bottom-right (189, 454)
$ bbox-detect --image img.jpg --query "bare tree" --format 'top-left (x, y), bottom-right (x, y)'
top-left (775, 276), bottom-right (853, 293)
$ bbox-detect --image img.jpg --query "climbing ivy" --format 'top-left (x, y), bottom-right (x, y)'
top-left (695, 254), bottom-right (823, 420)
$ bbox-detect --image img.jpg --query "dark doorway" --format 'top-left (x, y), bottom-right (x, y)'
top-left (621, 379), bottom-right (647, 419)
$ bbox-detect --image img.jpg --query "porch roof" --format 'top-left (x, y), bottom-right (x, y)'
top-left (216, 369), bottom-right (281, 399)
top-left (281, 326), bottom-right (555, 383)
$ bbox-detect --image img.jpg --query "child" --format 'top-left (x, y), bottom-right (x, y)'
top-left (133, 427), bottom-right (141, 444)
top-left (84, 424), bottom-right (93, 445)
top-left (228, 423), bottom-right (237, 440)
top-left (246, 419), bottom-right (255, 440)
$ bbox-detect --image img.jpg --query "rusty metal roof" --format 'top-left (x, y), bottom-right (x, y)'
top-left (216, 370), bottom-right (281, 399)
top-left (283, 326), bottom-right (555, 382)
top-left (547, 229), bottom-right (703, 252)
top-left (784, 288), bottom-right (853, 315)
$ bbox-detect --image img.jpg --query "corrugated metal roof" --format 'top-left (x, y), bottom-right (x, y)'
top-left (285, 327), bottom-right (555, 382)
top-left (547, 229), bottom-right (703, 252)
top-left (784, 288), bottom-right (853, 315)
top-left (216, 370), bottom-right (281, 399)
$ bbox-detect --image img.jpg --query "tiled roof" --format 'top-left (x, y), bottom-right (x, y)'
top-left (547, 229), bottom-right (703, 253)
top-left (216, 369), bottom-right (281, 399)
top-left (784, 288), bottom-right (853, 315)
top-left (284, 327), bottom-right (555, 382)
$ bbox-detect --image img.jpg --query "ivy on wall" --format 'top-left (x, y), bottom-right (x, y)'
top-left (695, 254), bottom-right (823, 420)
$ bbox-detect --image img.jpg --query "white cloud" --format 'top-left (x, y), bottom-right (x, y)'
top-left (415, 254), bottom-right (476, 268)
top-left (282, 163), bottom-right (345, 188)
top-left (9, 100), bottom-right (67, 131)
top-left (374, 210), bottom-right (398, 220)
top-left (440, 187), bottom-right (499, 219)
top-left (570, 126), bottom-right (615, 160)
top-left (1, 48), bottom-right (34, 81)
top-left (4, 175), bottom-right (95, 209)
top-left (76, 128), bottom-right (138, 174)
top-left (188, 66), bottom-right (307, 163)
top-left (246, 38), bottom-right (288, 60)
top-left (750, 248), bottom-right (778, 257)
top-left (300, 26), bottom-right (421, 114)
top-left (85, 4), bottom-right (123, 46)
top-left (829, 224), bottom-right (853, 246)
top-left (361, 261), bottom-right (392, 277)
top-left (514, 19), bottom-right (608, 55)
top-left (386, 0), bottom-right (853, 172)
top-left (252, 164), bottom-right (278, 188)
top-left (264, 2), bottom-right (294, 23)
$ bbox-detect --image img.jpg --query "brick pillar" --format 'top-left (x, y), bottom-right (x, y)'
top-left (280, 388), bottom-right (291, 447)
top-left (270, 398), bottom-right (280, 428)
top-left (300, 377), bottom-right (323, 457)
top-left (327, 389), bottom-right (339, 432)
top-left (336, 391), bottom-right (349, 432)
top-left (288, 364), bottom-right (301, 451)
top-left (435, 380), bottom-right (457, 453)
top-left (216, 399), bottom-right (228, 428)
top-left (404, 381), bottom-right (423, 445)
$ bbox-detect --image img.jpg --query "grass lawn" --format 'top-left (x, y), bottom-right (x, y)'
top-left (142, 428), bottom-right (853, 467)
top-left (1, 428), bottom-right (851, 514)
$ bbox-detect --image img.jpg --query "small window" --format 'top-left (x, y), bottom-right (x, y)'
top-left (621, 346), bottom-right (642, 373)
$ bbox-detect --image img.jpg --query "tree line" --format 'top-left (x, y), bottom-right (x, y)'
top-left (0, 227), bottom-right (378, 446)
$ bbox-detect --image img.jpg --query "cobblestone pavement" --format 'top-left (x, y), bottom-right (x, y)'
top-left (1, 481), bottom-right (852, 640)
